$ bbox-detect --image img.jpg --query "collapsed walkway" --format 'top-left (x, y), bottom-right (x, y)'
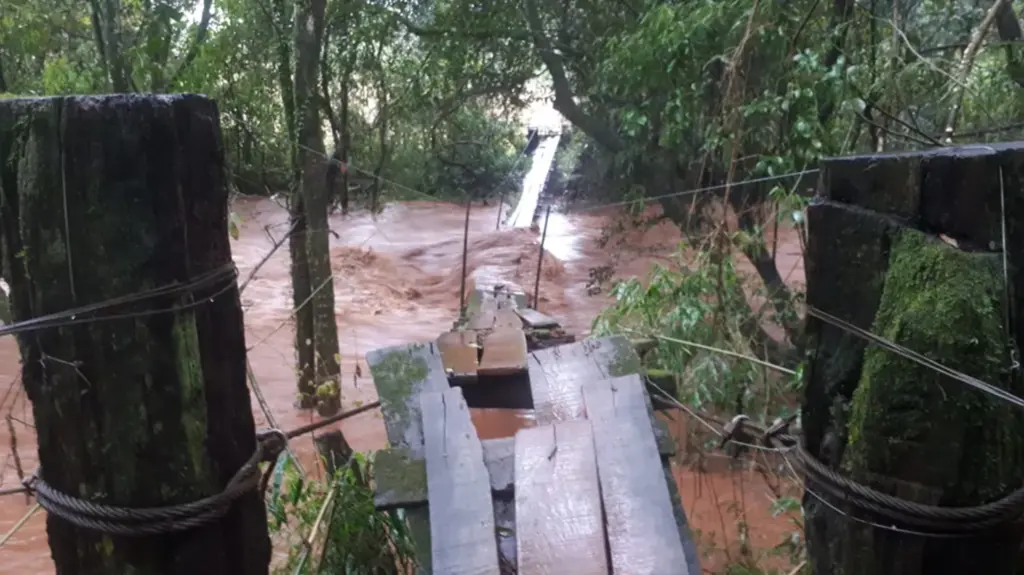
top-left (368, 284), bottom-right (701, 574)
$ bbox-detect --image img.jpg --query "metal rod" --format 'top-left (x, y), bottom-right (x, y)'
top-left (495, 191), bottom-right (504, 230)
top-left (533, 205), bottom-right (551, 309)
top-left (458, 198), bottom-right (472, 316)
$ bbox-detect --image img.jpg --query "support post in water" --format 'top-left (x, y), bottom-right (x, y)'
top-left (458, 196), bottom-right (472, 317)
top-left (533, 205), bottom-right (552, 309)
top-left (0, 95), bottom-right (271, 573)
top-left (802, 145), bottom-right (1024, 574)
top-left (495, 191), bottom-right (504, 230)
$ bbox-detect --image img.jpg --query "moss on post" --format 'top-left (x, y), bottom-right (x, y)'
top-left (839, 229), bottom-right (1024, 574)
top-left (0, 95), bottom-right (270, 574)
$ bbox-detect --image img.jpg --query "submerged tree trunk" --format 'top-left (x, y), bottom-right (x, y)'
top-left (273, 0), bottom-right (317, 405)
top-left (0, 94), bottom-right (270, 574)
top-left (294, 0), bottom-right (341, 415)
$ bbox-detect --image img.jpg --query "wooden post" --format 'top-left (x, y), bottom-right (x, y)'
top-left (533, 205), bottom-right (551, 309)
top-left (0, 95), bottom-right (271, 573)
top-left (802, 145), bottom-right (1024, 574)
top-left (458, 197), bottom-right (472, 317)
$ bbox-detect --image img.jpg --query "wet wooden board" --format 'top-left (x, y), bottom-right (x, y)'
top-left (367, 342), bottom-right (449, 459)
top-left (479, 328), bottom-right (529, 376)
top-left (514, 421), bottom-right (608, 575)
top-left (373, 438), bottom-right (516, 509)
top-left (420, 387), bottom-right (500, 575)
top-left (437, 330), bottom-right (480, 378)
top-left (583, 375), bottom-right (690, 574)
top-left (515, 308), bottom-right (561, 329)
top-left (493, 307), bottom-right (523, 329)
top-left (468, 295), bottom-right (500, 330)
top-left (527, 336), bottom-right (642, 424)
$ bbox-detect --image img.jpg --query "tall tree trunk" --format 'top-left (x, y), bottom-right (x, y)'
top-left (89, 0), bottom-right (132, 92)
top-left (272, 0), bottom-right (316, 405)
top-left (294, 0), bottom-right (341, 415)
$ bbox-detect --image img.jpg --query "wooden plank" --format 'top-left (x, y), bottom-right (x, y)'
top-left (583, 375), bottom-right (690, 575)
top-left (479, 328), bottom-right (528, 376)
top-left (438, 330), bottom-right (480, 378)
top-left (373, 438), bottom-right (516, 510)
top-left (468, 294), bottom-right (499, 331)
top-left (493, 307), bottom-right (523, 329)
top-left (515, 308), bottom-right (561, 329)
top-left (367, 342), bottom-right (449, 458)
top-left (515, 421), bottom-right (608, 575)
top-left (420, 387), bottom-right (500, 575)
top-left (528, 336), bottom-right (642, 424)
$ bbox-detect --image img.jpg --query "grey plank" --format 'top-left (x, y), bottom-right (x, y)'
top-left (515, 421), bottom-right (608, 575)
top-left (515, 307), bottom-right (561, 329)
top-left (527, 335), bottom-right (642, 424)
top-left (367, 342), bottom-right (449, 459)
top-left (583, 375), bottom-right (690, 575)
top-left (373, 438), bottom-right (516, 509)
top-left (421, 387), bottom-right (500, 575)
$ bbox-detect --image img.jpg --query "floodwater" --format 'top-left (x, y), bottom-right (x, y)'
top-left (0, 196), bottom-right (804, 574)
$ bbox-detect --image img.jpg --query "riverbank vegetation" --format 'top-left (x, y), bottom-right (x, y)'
top-left (5, 0), bottom-right (1024, 572)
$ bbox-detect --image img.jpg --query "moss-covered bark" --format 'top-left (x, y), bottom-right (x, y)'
top-left (839, 229), bottom-right (1024, 574)
top-left (0, 95), bottom-right (270, 574)
top-left (294, 0), bottom-right (341, 416)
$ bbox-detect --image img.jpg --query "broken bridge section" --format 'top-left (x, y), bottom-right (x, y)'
top-left (367, 284), bottom-right (700, 574)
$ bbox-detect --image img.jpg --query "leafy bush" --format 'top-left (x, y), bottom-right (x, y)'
top-left (267, 453), bottom-right (416, 575)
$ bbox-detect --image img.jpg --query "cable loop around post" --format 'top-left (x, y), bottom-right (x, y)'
top-left (21, 428), bottom-right (285, 537)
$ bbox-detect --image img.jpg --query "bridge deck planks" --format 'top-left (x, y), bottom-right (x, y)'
top-left (479, 328), bottom-right (528, 376)
top-left (367, 342), bottom-right (449, 459)
top-left (527, 336), bottom-right (642, 424)
top-left (514, 420), bottom-right (609, 575)
top-left (583, 375), bottom-right (690, 575)
top-left (420, 387), bottom-right (500, 575)
top-left (437, 330), bottom-right (480, 378)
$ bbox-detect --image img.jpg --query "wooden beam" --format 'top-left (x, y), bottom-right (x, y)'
top-left (479, 328), bottom-right (528, 376)
top-left (420, 387), bottom-right (500, 575)
top-left (437, 330), bottom-right (479, 379)
top-left (373, 438), bottom-right (516, 510)
top-left (468, 295), bottom-right (500, 330)
top-left (366, 342), bottom-right (448, 458)
top-left (493, 307), bottom-right (523, 329)
top-left (583, 375), bottom-right (690, 574)
top-left (515, 308), bottom-right (561, 329)
top-left (515, 421), bottom-right (608, 574)
top-left (527, 336), bottom-right (642, 424)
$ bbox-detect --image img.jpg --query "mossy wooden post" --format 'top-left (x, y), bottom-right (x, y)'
top-left (803, 145), bottom-right (1024, 575)
top-left (0, 95), bottom-right (271, 574)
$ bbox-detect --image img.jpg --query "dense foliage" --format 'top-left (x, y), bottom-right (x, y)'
top-left (6, 0), bottom-right (1024, 571)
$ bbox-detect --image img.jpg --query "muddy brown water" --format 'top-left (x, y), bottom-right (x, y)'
top-left (0, 196), bottom-right (804, 573)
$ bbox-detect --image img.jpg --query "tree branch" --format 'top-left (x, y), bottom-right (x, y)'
top-left (523, 0), bottom-right (624, 152)
top-left (165, 0), bottom-right (213, 90)
top-left (943, 0), bottom-right (1006, 142)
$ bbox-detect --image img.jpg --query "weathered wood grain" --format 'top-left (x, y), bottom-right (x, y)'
top-left (438, 330), bottom-right (480, 378)
top-left (367, 342), bottom-right (449, 458)
top-left (479, 328), bottom-right (529, 376)
top-left (527, 336), bottom-right (642, 424)
top-left (469, 295), bottom-right (500, 330)
top-left (493, 307), bottom-right (523, 329)
top-left (515, 421), bottom-right (608, 575)
top-left (373, 438), bottom-right (517, 509)
top-left (515, 308), bottom-right (561, 329)
top-left (421, 387), bottom-right (501, 575)
top-left (583, 375), bottom-right (690, 575)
